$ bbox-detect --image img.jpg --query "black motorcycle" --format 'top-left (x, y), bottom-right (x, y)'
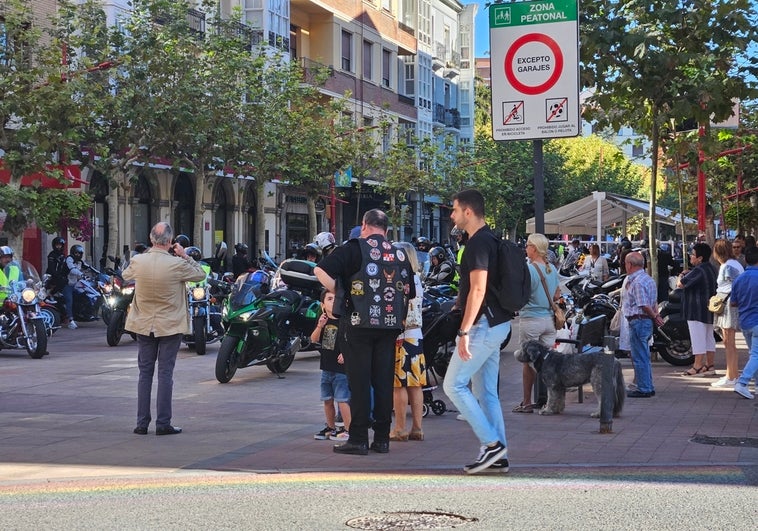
top-left (214, 260), bottom-right (321, 383)
top-left (182, 281), bottom-right (224, 356)
top-left (0, 261), bottom-right (48, 359)
top-left (104, 271), bottom-right (135, 347)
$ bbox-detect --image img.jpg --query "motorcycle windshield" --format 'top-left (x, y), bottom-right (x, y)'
top-left (16, 261), bottom-right (42, 288)
top-left (229, 273), bottom-right (269, 311)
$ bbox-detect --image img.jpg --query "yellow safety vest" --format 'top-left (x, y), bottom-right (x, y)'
top-left (0, 264), bottom-right (21, 302)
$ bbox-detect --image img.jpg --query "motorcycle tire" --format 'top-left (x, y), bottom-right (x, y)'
top-left (26, 319), bottom-right (48, 359)
top-left (106, 310), bottom-right (125, 347)
top-left (101, 304), bottom-right (112, 326)
top-left (193, 315), bottom-right (207, 356)
top-left (39, 307), bottom-right (61, 335)
top-left (266, 353), bottom-right (295, 374)
top-left (655, 339), bottom-right (694, 366)
top-left (215, 335), bottom-right (240, 383)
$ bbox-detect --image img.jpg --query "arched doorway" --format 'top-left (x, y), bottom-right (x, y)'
top-left (88, 171), bottom-right (109, 270)
top-left (213, 179), bottom-right (234, 251)
top-left (173, 173), bottom-right (194, 241)
top-left (133, 172), bottom-right (154, 246)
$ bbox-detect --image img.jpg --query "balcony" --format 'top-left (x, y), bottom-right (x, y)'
top-left (300, 57), bottom-right (335, 84)
top-left (433, 104), bottom-right (460, 129)
top-left (222, 21), bottom-right (264, 49)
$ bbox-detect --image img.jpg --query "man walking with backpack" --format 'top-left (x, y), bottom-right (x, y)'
top-left (443, 189), bottom-right (512, 474)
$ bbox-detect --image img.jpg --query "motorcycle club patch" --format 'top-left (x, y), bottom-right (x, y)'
top-left (351, 280), bottom-right (364, 296)
top-left (346, 234), bottom-right (412, 330)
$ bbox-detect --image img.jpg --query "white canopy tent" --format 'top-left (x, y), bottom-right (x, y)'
top-left (525, 191), bottom-right (696, 239)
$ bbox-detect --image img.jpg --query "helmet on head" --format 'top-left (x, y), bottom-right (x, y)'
top-left (429, 246), bottom-right (447, 263)
top-left (300, 243), bottom-right (321, 261)
top-left (314, 232), bottom-right (336, 251)
top-left (70, 244), bottom-right (84, 260)
top-left (0, 245), bottom-right (13, 258)
top-left (416, 237), bottom-right (431, 252)
top-left (215, 241), bottom-right (227, 261)
top-left (450, 227), bottom-right (464, 239)
top-left (134, 243), bottom-right (147, 254)
top-left (174, 234), bottom-right (191, 248)
top-left (185, 246), bottom-right (202, 262)
top-left (620, 240), bottom-right (632, 250)
top-left (234, 243), bottom-right (248, 254)
top-left (52, 236), bottom-right (65, 248)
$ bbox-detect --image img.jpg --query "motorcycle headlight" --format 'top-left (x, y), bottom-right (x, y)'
top-left (102, 284), bottom-right (113, 294)
top-left (239, 310), bottom-right (254, 321)
top-left (191, 287), bottom-right (206, 301)
top-left (122, 286), bottom-right (135, 296)
top-left (21, 288), bottom-right (37, 304)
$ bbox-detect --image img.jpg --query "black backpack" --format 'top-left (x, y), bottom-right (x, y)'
top-left (487, 232), bottom-right (531, 314)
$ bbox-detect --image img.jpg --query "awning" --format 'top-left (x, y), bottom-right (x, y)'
top-left (0, 163), bottom-right (87, 189)
top-left (526, 191), bottom-right (696, 236)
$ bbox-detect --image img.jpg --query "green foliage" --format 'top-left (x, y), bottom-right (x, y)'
top-left (724, 200), bottom-right (758, 235)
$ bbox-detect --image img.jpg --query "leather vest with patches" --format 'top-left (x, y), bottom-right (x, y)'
top-left (347, 235), bottom-right (411, 330)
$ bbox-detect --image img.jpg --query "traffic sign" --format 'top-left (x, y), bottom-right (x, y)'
top-left (490, 0), bottom-right (580, 141)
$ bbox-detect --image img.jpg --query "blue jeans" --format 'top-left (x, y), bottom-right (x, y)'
top-left (443, 319), bottom-right (510, 447)
top-left (136, 333), bottom-right (182, 429)
top-left (62, 284), bottom-right (74, 320)
top-left (629, 318), bottom-right (654, 393)
top-left (737, 325), bottom-right (758, 386)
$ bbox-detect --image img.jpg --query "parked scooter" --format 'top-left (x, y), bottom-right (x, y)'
top-left (214, 260), bottom-right (321, 383)
top-left (0, 261), bottom-right (48, 358)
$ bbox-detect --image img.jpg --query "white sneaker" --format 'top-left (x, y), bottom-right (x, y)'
top-left (711, 377), bottom-right (737, 388)
top-left (456, 414), bottom-right (465, 421)
top-left (67, 320), bottom-right (78, 330)
top-left (734, 382), bottom-right (754, 400)
top-left (329, 427), bottom-right (349, 440)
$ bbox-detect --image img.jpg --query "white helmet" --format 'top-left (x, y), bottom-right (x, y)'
top-left (314, 232), bottom-right (336, 251)
top-left (0, 245), bottom-right (13, 258)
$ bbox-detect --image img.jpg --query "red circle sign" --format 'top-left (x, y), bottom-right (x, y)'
top-left (504, 33), bottom-right (563, 95)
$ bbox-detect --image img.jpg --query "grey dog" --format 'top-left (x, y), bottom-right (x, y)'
top-left (515, 340), bottom-right (625, 420)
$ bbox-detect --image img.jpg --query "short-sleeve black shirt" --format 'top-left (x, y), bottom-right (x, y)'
top-left (459, 225), bottom-right (512, 326)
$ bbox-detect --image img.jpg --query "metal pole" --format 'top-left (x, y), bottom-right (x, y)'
top-left (533, 139), bottom-right (545, 235)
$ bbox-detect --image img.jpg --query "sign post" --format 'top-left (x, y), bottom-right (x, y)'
top-left (490, 0), bottom-right (580, 141)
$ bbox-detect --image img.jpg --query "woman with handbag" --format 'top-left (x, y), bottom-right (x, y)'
top-left (678, 242), bottom-right (718, 376)
top-left (512, 233), bottom-right (561, 413)
top-left (710, 239), bottom-right (744, 387)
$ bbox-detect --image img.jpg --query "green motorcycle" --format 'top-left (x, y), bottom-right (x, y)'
top-left (214, 263), bottom-right (321, 383)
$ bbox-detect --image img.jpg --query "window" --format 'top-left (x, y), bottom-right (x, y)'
top-left (382, 49), bottom-right (391, 87)
top-left (341, 30), bottom-right (352, 72)
top-left (404, 57), bottom-right (415, 96)
top-left (382, 0), bottom-right (391, 11)
top-left (363, 40), bottom-right (372, 80)
top-left (632, 144), bottom-right (644, 157)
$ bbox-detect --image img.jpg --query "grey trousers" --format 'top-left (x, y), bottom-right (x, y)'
top-left (136, 333), bottom-right (182, 429)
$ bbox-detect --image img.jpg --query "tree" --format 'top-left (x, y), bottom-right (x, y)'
top-left (581, 0), bottom-right (758, 282)
top-left (0, 0), bottom-right (93, 251)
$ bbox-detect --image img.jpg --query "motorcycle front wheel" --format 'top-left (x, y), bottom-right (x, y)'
top-left (26, 319), bottom-right (47, 359)
top-left (106, 310), bottom-right (125, 347)
top-left (193, 315), bottom-right (207, 356)
top-left (215, 335), bottom-right (240, 383)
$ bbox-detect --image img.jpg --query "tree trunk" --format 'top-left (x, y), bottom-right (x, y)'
top-left (307, 194), bottom-right (317, 242)
top-left (648, 109), bottom-right (659, 285)
top-left (193, 162), bottom-right (206, 248)
top-left (255, 179), bottom-right (267, 259)
top-left (107, 174), bottom-right (120, 265)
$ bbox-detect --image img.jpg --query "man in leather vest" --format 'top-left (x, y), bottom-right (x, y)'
top-left (315, 209), bottom-right (415, 455)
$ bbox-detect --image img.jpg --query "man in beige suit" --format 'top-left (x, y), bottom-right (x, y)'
top-left (123, 222), bottom-right (206, 435)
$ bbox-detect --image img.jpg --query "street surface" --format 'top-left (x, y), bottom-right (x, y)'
top-left (0, 320), bottom-right (756, 529)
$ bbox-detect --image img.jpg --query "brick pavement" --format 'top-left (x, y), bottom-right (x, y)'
top-left (0, 320), bottom-right (756, 482)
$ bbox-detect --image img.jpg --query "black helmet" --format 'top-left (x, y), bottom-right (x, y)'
top-left (174, 234), bottom-right (191, 248)
top-left (416, 237), bottom-right (431, 252)
top-left (134, 243), bottom-right (147, 254)
top-left (70, 244), bottom-right (84, 260)
top-left (300, 243), bottom-right (321, 261)
top-left (429, 246), bottom-right (447, 263)
top-left (185, 246), bottom-right (202, 262)
top-left (620, 240), bottom-right (632, 250)
top-left (234, 243), bottom-right (248, 254)
top-left (52, 236), bottom-right (65, 248)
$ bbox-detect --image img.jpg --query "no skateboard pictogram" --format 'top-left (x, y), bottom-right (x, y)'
top-left (504, 33), bottom-right (564, 96)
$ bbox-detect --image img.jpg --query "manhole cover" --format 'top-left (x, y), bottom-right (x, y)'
top-left (690, 434), bottom-right (758, 447)
top-left (346, 511), bottom-right (477, 530)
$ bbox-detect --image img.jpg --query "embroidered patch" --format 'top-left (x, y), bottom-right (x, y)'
top-left (383, 269), bottom-right (395, 282)
top-left (370, 318), bottom-right (380, 326)
top-left (384, 315), bottom-right (397, 327)
top-left (373, 294), bottom-right (381, 302)
top-left (383, 253), bottom-right (395, 262)
top-left (369, 248), bottom-right (381, 261)
top-left (351, 280), bottom-right (364, 296)
top-left (383, 287), bottom-right (396, 301)
top-left (368, 278), bottom-right (381, 292)
top-left (367, 239), bottom-right (379, 248)
top-left (396, 281), bottom-right (405, 292)
top-left (382, 241), bottom-right (392, 250)
top-left (366, 263), bottom-right (379, 276)
top-left (350, 312), bottom-right (361, 326)
top-left (396, 249), bottom-right (405, 262)
top-left (369, 305), bottom-right (381, 317)
top-left (400, 269), bottom-right (408, 278)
